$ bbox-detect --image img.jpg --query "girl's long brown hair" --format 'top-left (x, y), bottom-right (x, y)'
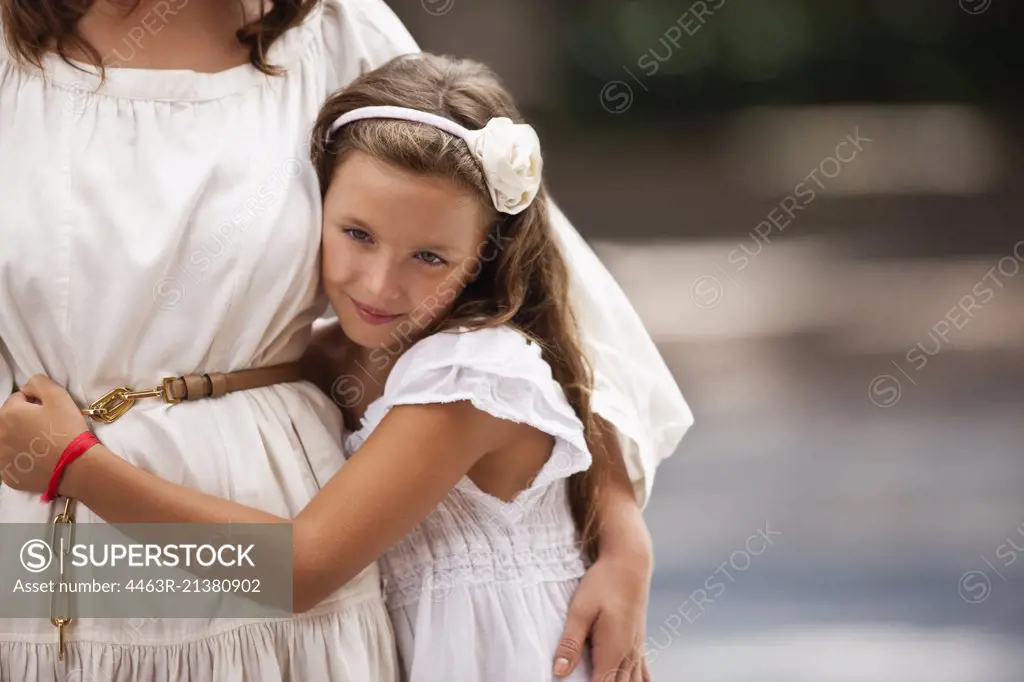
top-left (1, 0), bottom-right (318, 76)
top-left (310, 54), bottom-right (611, 561)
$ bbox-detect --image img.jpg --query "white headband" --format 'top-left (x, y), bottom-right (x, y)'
top-left (327, 105), bottom-right (543, 216)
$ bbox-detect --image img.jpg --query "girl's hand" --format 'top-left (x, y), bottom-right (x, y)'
top-left (0, 375), bottom-right (89, 494)
top-left (554, 549), bottom-right (653, 682)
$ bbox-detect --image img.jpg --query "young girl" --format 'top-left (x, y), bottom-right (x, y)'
top-left (2, 53), bottom-right (633, 681)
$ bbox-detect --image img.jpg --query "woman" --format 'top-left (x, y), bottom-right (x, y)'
top-left (0, 1), bottom-right (693, 681)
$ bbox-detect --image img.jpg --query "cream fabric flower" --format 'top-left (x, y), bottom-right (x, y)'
top-left (464, 118), bottom-right (543, 215)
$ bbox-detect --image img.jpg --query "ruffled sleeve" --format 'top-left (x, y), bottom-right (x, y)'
top-left (319, 0), bottom-right (421, 93)
top-left (354, 326), bottom-right (592, 493)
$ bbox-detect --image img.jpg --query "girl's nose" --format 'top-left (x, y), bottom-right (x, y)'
top-left (363, 257), bottom-right (403, 302)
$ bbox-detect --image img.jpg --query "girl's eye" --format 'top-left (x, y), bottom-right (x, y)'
top-left (343, 227), bottom-right (372, 243)
top-left (415, 251), bottom-right (447, 267)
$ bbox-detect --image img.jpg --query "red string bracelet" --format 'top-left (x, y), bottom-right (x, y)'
top-left (41, 431), bottom-right (100, 503)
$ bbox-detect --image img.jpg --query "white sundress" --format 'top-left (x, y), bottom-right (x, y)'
top-left (344, 325), bottom-right (594, 682)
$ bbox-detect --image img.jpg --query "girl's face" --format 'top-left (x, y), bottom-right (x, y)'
top-left (321, 151), bottom-right (491, 352)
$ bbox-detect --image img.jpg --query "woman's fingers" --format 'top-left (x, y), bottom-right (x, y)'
top-left (630, 654), bottom-right (643, 682)
top-left (1, 391), bottom-right (28, 410)
top-left (555, 590), bottom-right (599, 677)
top-left (596, 655), bottom-right (635, 682)
top-left (620, 652), bottom-right (638, 682)
top-left (19, 374), bottom-right (61, 402)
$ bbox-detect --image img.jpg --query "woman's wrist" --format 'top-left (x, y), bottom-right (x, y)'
top-left (598, 494), bottom-right (654, 570)
top-left (58, 442), bottom-right (110, 500)
top-left (593, 419), bottom-right (654, 570)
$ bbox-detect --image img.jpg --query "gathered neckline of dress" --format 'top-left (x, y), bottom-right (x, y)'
top-left (0, 3), bottom-right (322, 103)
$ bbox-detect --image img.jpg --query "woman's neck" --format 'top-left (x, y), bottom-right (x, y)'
top-left (70, 0), bottom-right (267, 71)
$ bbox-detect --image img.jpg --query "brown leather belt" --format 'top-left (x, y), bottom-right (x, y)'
top-left (80, 362), bottom-right (303, 424)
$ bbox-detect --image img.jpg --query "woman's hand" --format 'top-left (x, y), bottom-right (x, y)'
top-left (555, 418), bottom-right (655, 682)
top-left (0, 375), bottom-right (90, 494)
top-left (554, 543), bottom-right (653, 682)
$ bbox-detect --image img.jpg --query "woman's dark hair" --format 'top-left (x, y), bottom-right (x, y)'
top-left (1, 0), bottom-right (319, 77)
top-left (310, 54), bottom-right (612, 561)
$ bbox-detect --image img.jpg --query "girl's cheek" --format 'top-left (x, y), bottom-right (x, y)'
top-left (321, 247), bottom-right (351, 289)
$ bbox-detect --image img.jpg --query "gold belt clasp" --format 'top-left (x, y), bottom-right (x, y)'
top-left (81, 377), bottom-right (180, 424)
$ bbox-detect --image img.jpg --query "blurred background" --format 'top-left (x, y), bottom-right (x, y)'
top-left (388, 1), bottom-right (1024, 680)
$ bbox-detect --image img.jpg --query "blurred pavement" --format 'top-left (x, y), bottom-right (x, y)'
top-left (606, 238), bottom-right (1024, 681)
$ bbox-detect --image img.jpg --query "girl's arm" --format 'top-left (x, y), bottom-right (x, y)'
top-left (1, 375), bottom-right (511, 613)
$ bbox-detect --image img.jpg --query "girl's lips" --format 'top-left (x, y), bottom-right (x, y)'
top-left (352, 299), bottom-right (401, 325)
